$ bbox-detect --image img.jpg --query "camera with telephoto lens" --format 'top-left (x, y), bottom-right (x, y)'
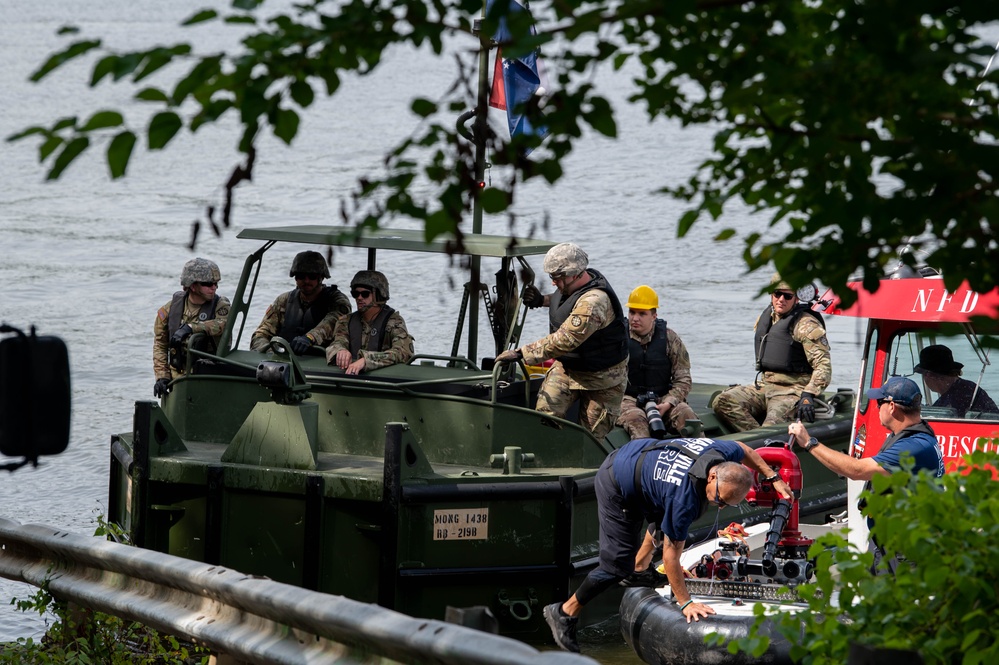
top-left (637, 391), bottom-right (667, 439)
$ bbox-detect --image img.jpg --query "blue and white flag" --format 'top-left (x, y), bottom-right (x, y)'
top-left (487, 0), bottom-right (549, 147)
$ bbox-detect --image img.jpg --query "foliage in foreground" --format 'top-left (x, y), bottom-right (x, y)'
top-left (726, 450), bottom-right (999, 665)
top-left (1, 585), bottom-right (209, 665)
top-left (7, 1), bottom-right (999, 300)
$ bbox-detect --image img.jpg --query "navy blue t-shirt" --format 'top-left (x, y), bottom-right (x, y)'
top-left (612, 437), bottom-right (744, 543)
top-left (872, 429), bottom-right (944, 478)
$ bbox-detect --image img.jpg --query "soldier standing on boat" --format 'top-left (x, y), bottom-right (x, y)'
top-left (250, 251), bottom-right (351, 354)
top-left (153, 258), bottom-right (231, 398)
top-left (325, 270), bottom-right (414, 375)
top-left (615, 285), bottom-right (698, 438)
top-left (713, 273), bottom-right (831, 431)
top-left (496, 242), bottom-right (629, 441)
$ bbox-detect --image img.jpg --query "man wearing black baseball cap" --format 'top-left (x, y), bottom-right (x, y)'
top-left (787, 376), bottom-right (943, 573)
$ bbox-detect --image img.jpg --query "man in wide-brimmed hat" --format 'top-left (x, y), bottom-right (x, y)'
top-left (914, 344), bottom-right (998, 417)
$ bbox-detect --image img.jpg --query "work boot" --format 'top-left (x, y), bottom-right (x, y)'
top-left (542, 602), bottom-right (579, 653)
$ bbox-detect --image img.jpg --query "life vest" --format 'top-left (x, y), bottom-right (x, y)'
top-left (347, 306), bottom-right (396, 356)
top-left (754, 304), bottom-right (824, 374)
top-left (167, 291), bottom-right (220, 353)
top-left (626, 319), bottom-right (673, 397)
top-left (547, 269), bottom-right (628, 372)
top-left (279, 285), bottom-right (343, 340)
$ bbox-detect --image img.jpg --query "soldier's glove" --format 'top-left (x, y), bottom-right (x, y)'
top-left (290, 335), bottom-right (313, 355)
top-left (495, 349), bottom-right (522, 363)
top-left (170, 324), bottom-right (193, 348)
top-left (797, 392), bottom-right (816, 423)
top-left (521, 284), bottom-right (545, 309)
top-left (153, 378), bottom-right (171, 398)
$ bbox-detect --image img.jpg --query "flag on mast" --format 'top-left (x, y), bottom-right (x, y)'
top-left (487, 0), bottom-right (548, 146)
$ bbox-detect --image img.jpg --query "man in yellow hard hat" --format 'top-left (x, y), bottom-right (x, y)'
top-left (615, 285), bottom-right (698, 438)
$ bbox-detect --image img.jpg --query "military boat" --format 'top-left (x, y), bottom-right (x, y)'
top-left (107, 224), bottom-right (856, 641)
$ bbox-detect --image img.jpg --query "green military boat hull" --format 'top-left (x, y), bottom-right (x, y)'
top-left (108, 226), bottom-right (855, 640)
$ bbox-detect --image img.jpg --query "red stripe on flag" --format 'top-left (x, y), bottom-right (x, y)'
top-left (489, 48), bottom-right (506, 110)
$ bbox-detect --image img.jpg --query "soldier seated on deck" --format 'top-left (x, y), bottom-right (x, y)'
top-left (324, 270), bottom-right (414, 375)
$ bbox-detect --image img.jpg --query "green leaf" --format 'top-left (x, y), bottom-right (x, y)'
top-left (677, 209), bottom-right (699, 237)
top-left (411, 98), bottom-right (437, 118)
top-left (715, 228), bottom-right (737, 241)
top-left (147, 111), bottom-right (182, 150)
top-left (290, 80), bottom-right (315, 108)
top-left (107, 131), bottom-right (136, 179)
top-left (479, 187), bottom-right (509, 213)
top-left (80, 110), bottom-right (124, 132)
top-left (135, 87), bottom-right (169, 103)
top-left (233, 0), bottom-right (265, 9)
top-left (57, 25), bottom-right (80, 35)
top-left (46, 136), bottom-right (89, 180)
top-left (273, 107), bottom-right (299, 144)
top-left (39, 135), bottom-right (63, 161)
top-left (224, 15), bottom-right (258, 24)
top-left (6, 126), bottom-right (47, 142)
top-left (31, 40), bottom-right (101, 81)
top-left (181, 9), bottom-right (218, 25)
top-left (91, 55), bottom-right (118, 86)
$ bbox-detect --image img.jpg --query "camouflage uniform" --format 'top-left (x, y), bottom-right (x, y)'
top-left (153, 294), bottom-right (231, 380)
top-left (324, 309), bottom-right (415, 371)
top-left (521, 290), bottom-right (628, 440)
top-left (249, 288), bottom-right (351, 352)
top-left (713, 310), bottom-right (832, 431)
top-left (616, 325), bottom-right (698, 439)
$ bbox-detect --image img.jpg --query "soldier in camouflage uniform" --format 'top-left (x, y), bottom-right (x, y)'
top-left (324, 270), bottom-right (414, 375)
top-left (250, 251), bottom-right (351, 354)
top-left (615, 285), bottom-right (698, 439)
top-left (496, 243), bottom-right (629, 440)
top-left (153, 258), bottom-right (231, 398)
top-left (713, 275), bottom-right (832, 431)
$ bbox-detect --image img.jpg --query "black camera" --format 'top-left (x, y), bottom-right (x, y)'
top-left (637, 391), bottom-right (667, 439)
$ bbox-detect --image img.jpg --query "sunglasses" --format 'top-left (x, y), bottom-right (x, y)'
top-left (712, 477), bottom-right (729, 509)
top-left (877, 398), bottom-right (892, 407)
top-left (772, 291), bottom-right (796, 301)
top-left (295, 273), bottom-right (321, 281)
top-left (351, 289), bottom-right (372, 299)
top-left (196, 281), bottom-right (218, 288)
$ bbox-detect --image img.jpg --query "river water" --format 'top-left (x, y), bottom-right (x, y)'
top-left (2, 1), bottom-right (994, 659)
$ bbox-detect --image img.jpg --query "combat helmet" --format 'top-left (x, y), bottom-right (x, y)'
top-left (289, 251), bottom-right (330, 279)
top-left (181, 258), bottom-right (221, 289)
top-left (626, 285), bottom-right (659, 311)
top-left (351, 270), bottom-right (390, 302)
top-left (543, 243), bottom-right (588, 278)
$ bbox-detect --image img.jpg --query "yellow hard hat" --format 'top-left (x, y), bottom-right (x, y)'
top-left (626, 285), bottom-right (659, 310)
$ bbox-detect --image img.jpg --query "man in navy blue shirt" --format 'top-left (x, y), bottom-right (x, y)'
top-left (788, 376), bottom-right (944, 573)
top-left (542, 437), bottom-right (793, 652)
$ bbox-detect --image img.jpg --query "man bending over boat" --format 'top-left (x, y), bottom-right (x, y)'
top-left (324, 270), bottom-right (414, 375)
top-left (788, 376), bottom-right (944, 575)
top-left (250, 251), bottom-right (351, 355)
top-left (713, 273), bottom-right (831, 431)
top-left (542, 436), bottom-right (792, 652)
top-left (496, 242), bottom-right (629, 440)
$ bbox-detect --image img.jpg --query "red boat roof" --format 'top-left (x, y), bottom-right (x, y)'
top-left (821, 278), bottom-right (999, 322)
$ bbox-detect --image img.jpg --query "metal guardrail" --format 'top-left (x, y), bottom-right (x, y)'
top-left (0, 517), bottom-right (597, 665)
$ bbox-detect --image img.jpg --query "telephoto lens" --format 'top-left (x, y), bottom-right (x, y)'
top-left (639, 391), bottom-right (667, 439)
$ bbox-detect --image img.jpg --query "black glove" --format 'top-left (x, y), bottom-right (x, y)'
top-left (797, 391), bottom-right (816, 423)
top-left (153, 378), bottom-right (171, 398)
top-left (170, 324), bottom-right (193, 348)
top-left (290, 335), bottom-right (313, 355)
top-left (522, 284), bottom-right (545, 309)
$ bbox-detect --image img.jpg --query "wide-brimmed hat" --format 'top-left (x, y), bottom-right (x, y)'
top-left (913, 344), bottom-right (963, 377)
top-left (867, 376), bottom-right (923, 408)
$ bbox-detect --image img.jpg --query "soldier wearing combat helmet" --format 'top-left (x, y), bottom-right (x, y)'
top-left (324, 270), bottom-right (414, 375)
top-left (615, 285), bottom-right (699, 439)
top-left (497, 242), bottom-right (629, 440)
top-left (250, 251), bottom-right (351, 355)
top-left (713, 273), bottom-right (832, 431)
top-left (153, 258), bottom-right (231, 398)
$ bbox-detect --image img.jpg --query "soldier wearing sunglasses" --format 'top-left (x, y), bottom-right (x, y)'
top-left (713, 273), bottom-right (832, 432)
top-left (324, 270), bottom-right (414, 375)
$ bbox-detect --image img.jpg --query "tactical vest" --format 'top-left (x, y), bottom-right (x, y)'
top-left (754, 304), bottom-right (824, 374)
top-left (547, 269), bottom-right (628, 372)
top-left (167, 291), bottom-right (220, 353)
top-left (626, 319), bottom-right (673, 397)
top-left (279, 285), bottom-right (342, 340)
top-left (347, 306), bottom-right (396, 356)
